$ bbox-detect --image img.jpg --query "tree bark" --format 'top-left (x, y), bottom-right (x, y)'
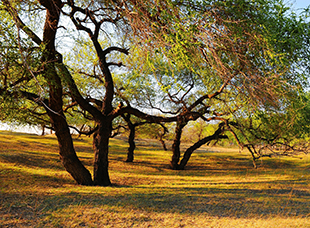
top-left (170, 119), bottom-right (186, 170)
top-left (178, 134), bottom-right (228, 170)
top-left (126, 124), bottom-right (136, 162)
top-left (41, 125), bottom-right (45, 136)
top-left (159, 136), bottom-right (167, 151)
top-left (52, 113), bottom-right (93, 185)
top-left (127, 122), bottom-right (136, 162)
top-left (158, 124), bottom-right (168, 151)
top-left (122, 114), bottom-right (136, 162)
top-left (93, 120), bottom-right (112, 186)
top-left (40, 0), bottom-right (93, 185)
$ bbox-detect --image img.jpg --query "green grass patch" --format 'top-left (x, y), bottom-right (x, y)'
top-left (0, 131), bottom-right (309, 227)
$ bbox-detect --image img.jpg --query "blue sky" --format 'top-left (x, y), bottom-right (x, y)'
top-left (292, 0), bottom-right (310, 10)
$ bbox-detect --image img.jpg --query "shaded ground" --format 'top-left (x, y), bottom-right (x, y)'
top-left (0, 131), bottom-right (309, 227)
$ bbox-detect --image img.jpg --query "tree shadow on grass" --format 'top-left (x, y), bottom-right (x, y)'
top-left (0, 151), bottom-right (65, 171)
top-left (1, 132), bottom-right (309, 226)
top-left (1, 156), bottom-right (309, 227)
top-left (126, 187), bottom-right (309, 218)
top-left (0, 165), bottom-right (74, 189)
top-left (1, 179), bottom-right (309, 228)
top-left (0, 147), bottom-right (95, 171)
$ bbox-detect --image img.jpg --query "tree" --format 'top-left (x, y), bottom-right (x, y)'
top-left (116, 0), bottom-right (310, 169)
top-left (227, 92), bottom-right (310, 168)
top-left (0, 0), bottom-right (176, 185)
top-left (1, 0), bottom-right (309, 185)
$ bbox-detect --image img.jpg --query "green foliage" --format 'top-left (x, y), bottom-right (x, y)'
top-left (124, 0), bottom-right (309, 109)
top-left (64, 39), bottom-right (104, 96)
top-left (256, 94), bottom-right (310, 140)
top-left (136, 123), bottom-right (166, 140)
top-left (182, 119), bottom-right (212, 143)
top-left (0, 6), bottom-right (50, 127)
top-left (1, 0), bottom-right (310, 172)
top-left (117, 0), bottom-right (310, 155)
top-left (227, 91), bottom-right (310, 153)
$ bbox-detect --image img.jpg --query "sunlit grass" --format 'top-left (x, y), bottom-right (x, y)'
top-left (0, 130), bottom-right (309, 227)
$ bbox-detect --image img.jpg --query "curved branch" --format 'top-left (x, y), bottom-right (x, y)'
top-left (69, 124), bottom-right (98, 136)
top-left (114, 106), bottom-right (178, 123)
top-left (178, 122), bottom-right (228, 169)
top-left (102, 46), bottom-right (129, 57)
top-left (56, 63), bottom-right (103, 120)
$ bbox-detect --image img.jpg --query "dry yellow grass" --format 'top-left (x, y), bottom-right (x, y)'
top-left (0, 131), bottom-right (309, 227)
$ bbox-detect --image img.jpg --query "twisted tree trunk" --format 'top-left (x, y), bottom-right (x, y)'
top-left (93, 120), bottom-right (112, 186)
top-left (126, 122), bottom-right (136, 162)
top-left (170, 119), bottom-right (186, 170)
top-left (40, 0), bottom-right (93, 185)
top-left (179, 134), bottom-right (228, 170)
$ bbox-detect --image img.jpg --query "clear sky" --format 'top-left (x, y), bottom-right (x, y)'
top-left (292, 0), bottom-right (310, 11)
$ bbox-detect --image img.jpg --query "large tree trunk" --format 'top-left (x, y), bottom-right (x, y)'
top-left (178, 123), bottom-right (228, 170)
top-left (178, 134), bottom-right (228, 170)
top-left (122, 114), bottom-right (136, 162)
top-left (40, 0), bottom-right (93, 185)
top-left (51, 111), bottom-right (93, 185)
top-left (93, 120), bottom-right (112, 186)
top-left (126, 122), bottom-right (136, 162)
top-left (170, 120), bottom-right (186, 170)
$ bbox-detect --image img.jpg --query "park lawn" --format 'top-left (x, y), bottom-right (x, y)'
top-left (0, 131), bottom-right (309, 227)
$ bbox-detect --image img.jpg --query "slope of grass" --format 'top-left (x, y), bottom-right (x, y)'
top-left (0, 131), bottom-right (309, 227)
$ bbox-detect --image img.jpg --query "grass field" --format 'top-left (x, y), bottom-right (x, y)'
top-left (0, 131), bottom-right (309, 227)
